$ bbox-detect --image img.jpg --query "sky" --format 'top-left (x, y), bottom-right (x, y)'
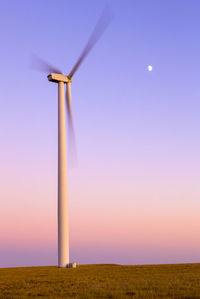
top-left (0, 0), bottom-right (200, 267)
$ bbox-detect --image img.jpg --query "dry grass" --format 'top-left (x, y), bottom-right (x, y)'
top-left (0, 263), bottom-right (200, 298)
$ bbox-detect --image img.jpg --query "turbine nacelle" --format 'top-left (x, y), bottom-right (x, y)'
top-left (48, 73), bottom-right (72, 84)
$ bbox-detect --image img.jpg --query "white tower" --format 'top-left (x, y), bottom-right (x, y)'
top-left (48, 73), bottom-right (71, 268)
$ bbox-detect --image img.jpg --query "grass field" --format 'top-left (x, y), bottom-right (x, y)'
top-left (0, 263), bottom-right (200, 298)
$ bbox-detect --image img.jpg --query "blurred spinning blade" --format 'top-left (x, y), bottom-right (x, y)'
top-left (30, 6), bottom-right (112, 168)
top-left (66, 82), bottom-right (77, 167)
top-left (31, 54), bottom-right (63, 74)
top-left (68, 6), bottom-right (112, 78)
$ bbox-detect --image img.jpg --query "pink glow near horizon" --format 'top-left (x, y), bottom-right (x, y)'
top-left (1, 168), bottom-right (199, 264)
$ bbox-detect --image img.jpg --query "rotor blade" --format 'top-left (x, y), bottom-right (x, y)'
top-left (66, 82), bottom-right (77, 167)
top-left (30, 54), bottom-right (62, 74)
top-left (68, 6), bottom-right (112, 78)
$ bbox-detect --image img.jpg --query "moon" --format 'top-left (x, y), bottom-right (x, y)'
top-left (148, 65), bottom-right (153, 72)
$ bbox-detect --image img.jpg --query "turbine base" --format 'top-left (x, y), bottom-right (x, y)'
top-left (66, 262), bottom-right (77, 268)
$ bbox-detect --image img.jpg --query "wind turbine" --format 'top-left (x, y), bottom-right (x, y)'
top-left (32, 8), bottom-right (111, 268)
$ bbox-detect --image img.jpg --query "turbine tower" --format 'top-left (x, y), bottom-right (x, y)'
top-left (48, 74), bottom-right (71, 268)
top-left (32, 8), bottom-right (111, 268)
